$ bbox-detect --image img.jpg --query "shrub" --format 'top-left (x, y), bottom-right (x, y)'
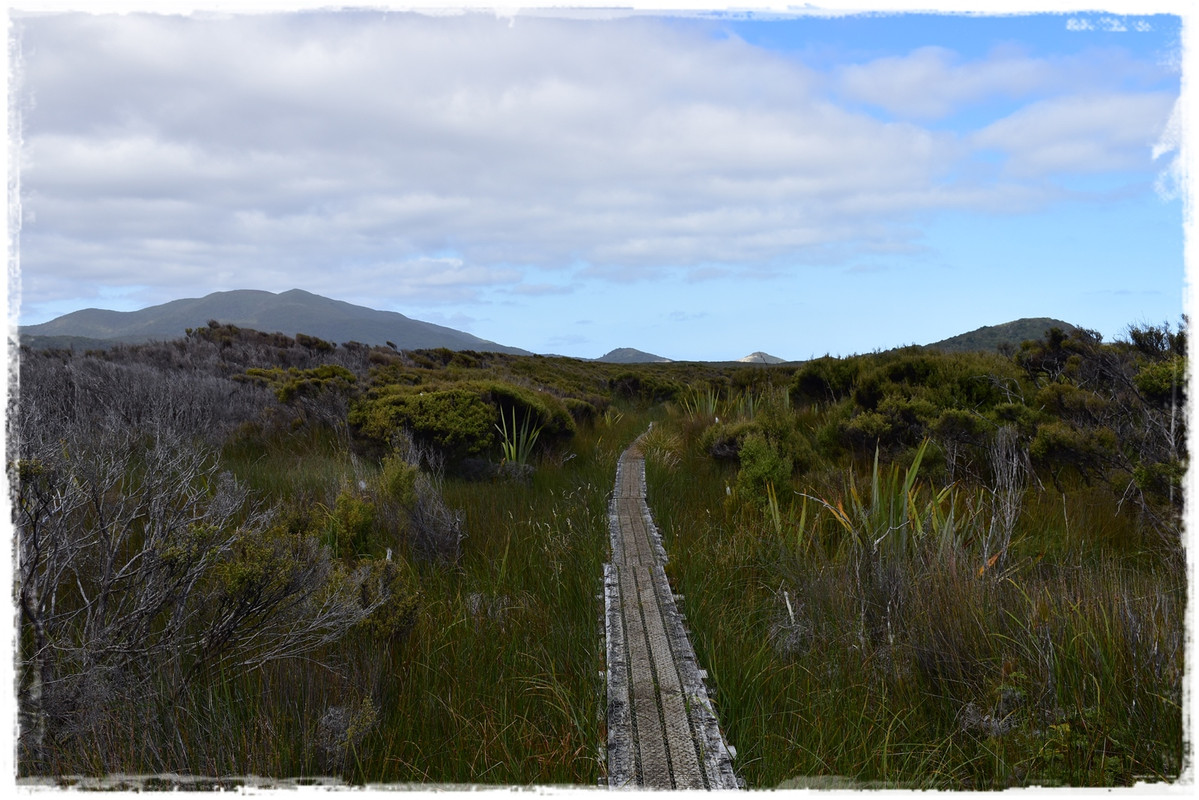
top-left (378, 452), bottom-right (419, 508)
top-left (700, 419), bottom-right (758, 461)
top-left (609, 371), bottom-right (683, 403)
top-left (1029, 420), bottom-right (1117, 484)
top-left (350, 380), bottom-right (575, 464)
top-left (1134, 356), bottom-right (1186, 407)
top-left (933, 408), bottom-right (989, 445)
top-left (563, 396), bottom-right (602, 423)
top-left (790, 356), bottom-right (861, 405)
top-left (735, 431), bottom-right (793, 503)
top-left (350, 387), bottom-right (498, 458)
top-left (330, 487), bottom-right (380, 559)
top-left (843, 411), bottom-right (892, 451)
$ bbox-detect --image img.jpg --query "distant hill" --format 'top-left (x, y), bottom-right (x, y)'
top-left (19, 289), bottom-right (531, 354)
top-left (924, 318), bottom-right (1079, 353)
top-left (596, 347), bottom-right (672, 364)
top-left (738, 351), bottom-right (787, 364)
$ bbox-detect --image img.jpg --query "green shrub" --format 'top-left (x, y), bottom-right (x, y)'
top-left (735, 431), bottom-right (793, 503)
top-left (609, 371), bottom-right (683, 403)
top-left (790, 356), bottom-right (861, 405)
top-left (350, 387), bottom-right (498, 457)
top-left (295, 332), bottom-right (335, 352)
top-left (1030, 420), bottom-right (1117, 483)
top-left (877, 393), bottom-right (939, 443)
top-left (378, 452), bottom-right (419, 508)
top-left (1034, 382), bottom-right (1109, 421)
top-left (700, 419), bottom-right (758, 461)
top-left (563, 397), bottom-right (602, 423)
top-left (933, 408), bottom-right (989, 445)
top-left (240, 364), bottom-right (357, 403)
top-left (1134, 357), bottom-right (1186, 407)
top-left (352, 558), bottom-right (421, 644)
top-left (843, 410), bottom-right (892, 450)
top-left (330, 488), bottom-right (380, 559)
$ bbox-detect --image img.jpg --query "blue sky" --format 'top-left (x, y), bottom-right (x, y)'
top-left (7, 2), bottom-right (1190, 360)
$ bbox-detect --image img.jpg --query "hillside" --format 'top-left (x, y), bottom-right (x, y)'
top-left (739, 351), bottom-right (787, 364)
top-left (596, 347), bottom-right (672, 364)
top-left (20, 288), bottom-right (530, 354)
top-left (924, 317), bottom-right (1080, 353)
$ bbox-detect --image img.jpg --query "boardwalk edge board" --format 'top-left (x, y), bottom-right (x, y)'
top-left (602, 431), bottom-right (742, 791)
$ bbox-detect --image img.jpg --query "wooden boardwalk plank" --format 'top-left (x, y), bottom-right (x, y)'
top-left (603, 430), bottom-right (740, 790)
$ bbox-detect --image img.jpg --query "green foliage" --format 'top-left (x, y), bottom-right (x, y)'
top-left (16, 312), bottom-right (1187, 784)
top-left (609, 370), bottom-right (683, 403)
top-left (241, 364), bottom-right (357, 403)
top-left (296, 332), bottom-right (335, 352)
top-left (735, 431), bottom-right (792, 504)
top-left (791, 355), bottom-right (861, 405)
top-left (679, 383), bottom-right (723, 418)
top-left (496, 406), bottom-right (542, 465)
top-left (699, 418), bottom-right (757, 460)
top-left (351, 380), bottom-right (574, 463)
top-left (932, 408), bottom-right (989, 445)
top-left (1034, 382), bottom-right (1109, 423)
top-left (351, 386), bottom-right (498, 457)
top-left (562, 396), bottom-right (601, 423)
top-left (352, 559), bottom-right (421, 643)
top-left (1134, 356), bottom-right (1186, 407)
top-left (1030, 420), bottom-right (1117, 483)
top-left (1132, 459), bottom-right (1185, 505)
top-left (378, 452), bottom-right (419, 507)
top-left (328, 487), bottom-right (380, 559)
top-left (646, 418), bottom-right (1184, 789)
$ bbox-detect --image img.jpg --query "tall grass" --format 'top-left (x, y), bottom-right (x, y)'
top-left (644, 425), bottom-right (1184, 789)
top-left (50, 407), bottom-right (652, 784)
top-left (351, 407), bottom-right (649, 784)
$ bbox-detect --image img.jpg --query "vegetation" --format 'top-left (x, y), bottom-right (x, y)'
top-left (645, 321), bottom-right (1185, 788)
top-left (9, 318), bottom-right (1185, 788)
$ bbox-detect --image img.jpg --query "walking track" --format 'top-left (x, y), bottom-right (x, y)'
top-left (603, 429), bottom-right (740, 790)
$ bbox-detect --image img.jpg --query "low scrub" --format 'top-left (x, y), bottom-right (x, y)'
top-left (350, 380), bottom-right (574, 466)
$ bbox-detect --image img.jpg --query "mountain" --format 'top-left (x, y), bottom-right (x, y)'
top-left (19, 289), bottom-right (531, 354)
top-left (738, 351), bottom-right (787, 364)
top-left (596, 347), bottom-right (672, 364)
top-left (924, 318), bottom-right (1079, 353)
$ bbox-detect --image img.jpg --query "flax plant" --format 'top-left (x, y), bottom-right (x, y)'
top-left (496, 407), bottom-right (542, 465)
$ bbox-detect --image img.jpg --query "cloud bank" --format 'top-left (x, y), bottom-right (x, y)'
top-left (13, 11), bottom-right (1179, 317)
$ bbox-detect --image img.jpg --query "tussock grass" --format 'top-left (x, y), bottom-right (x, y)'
top-left (644, 428), bottom-right (1184, 789)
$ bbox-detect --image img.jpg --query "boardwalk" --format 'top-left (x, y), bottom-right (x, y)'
top-left (603, 430), bottom-right (740, 790)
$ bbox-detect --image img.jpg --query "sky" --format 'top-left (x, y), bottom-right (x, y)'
top-left (4, 1), bottom-right (1192, 361)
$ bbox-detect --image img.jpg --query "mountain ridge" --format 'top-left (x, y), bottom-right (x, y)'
top-left (20, 288), bottom-right (532, 355)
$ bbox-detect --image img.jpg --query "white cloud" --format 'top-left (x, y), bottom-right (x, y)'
top-left (837, 45), bottom-right (1053, 118)
top-left (972, 91), bottom-right (1176, 176)
top-left (11, 11), bottom-right (1181, 317)
top-left (1152, 98), bottom-right (1182, 201)
top-left (836, 44), bottom-right (1171, 120)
